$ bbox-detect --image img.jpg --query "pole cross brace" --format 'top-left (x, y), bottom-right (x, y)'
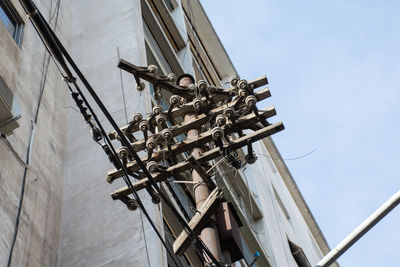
top-left (173, 188), bottom-right (224, 256)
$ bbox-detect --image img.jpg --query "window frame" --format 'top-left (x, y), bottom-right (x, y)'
top-left (0, 0), bottom-right (24, 46)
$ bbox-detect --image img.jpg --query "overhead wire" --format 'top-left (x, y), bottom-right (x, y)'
top-left (18, 0), bottom-right (220, 265)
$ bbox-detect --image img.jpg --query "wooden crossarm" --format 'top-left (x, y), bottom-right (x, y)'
top-left (108, 80), bottom-right (269, 140)
top-left (106, 106), bottom-right (276, 183)
top-left (110, 121), bottom-right (284, 199)
top-left (115, 87), bottom-right (271, 153)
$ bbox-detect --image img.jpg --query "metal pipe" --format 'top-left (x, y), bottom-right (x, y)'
top-left (315, 189), bottom-right (400, 267)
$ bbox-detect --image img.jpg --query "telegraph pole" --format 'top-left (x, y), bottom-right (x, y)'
top-left (105, 59), bottom-right (284, 266)
top-left (180, 75), bottom-right (222, 263)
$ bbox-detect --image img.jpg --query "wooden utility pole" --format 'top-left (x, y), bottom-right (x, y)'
top-left (180, 76), bottom-right (222, 262)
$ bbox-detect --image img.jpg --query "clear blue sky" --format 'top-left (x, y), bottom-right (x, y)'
top-left (201, 1), bottom-right (400, 266)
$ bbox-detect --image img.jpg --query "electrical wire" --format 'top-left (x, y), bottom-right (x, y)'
top-left (18, 1), bottom-right (220, 265)
top-left (256, 148), bottom-right (317, 162)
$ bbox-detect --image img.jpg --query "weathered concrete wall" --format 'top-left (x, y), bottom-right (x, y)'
top-left (240, 140), bottom-right (325, 266)
top-left (0, 0), bottom-right (70, 266)
top-left (58, 1), bottom-right (165, 266)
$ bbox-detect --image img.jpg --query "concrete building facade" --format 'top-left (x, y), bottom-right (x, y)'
top-left (0, 0), bottom-right (336, 266)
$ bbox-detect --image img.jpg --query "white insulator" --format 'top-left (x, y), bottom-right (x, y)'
top-left (229, 76), bottom-right (239, 87)
top-left (193, 99), bottom-right (203, 110)
top-left (237, 79), bottom-right (248, 90)
top-left (146, 161), bottom-right (159, 173)
top-left (156, 114), bottom-right (167, 125)
top-left (152, 105), bottom-right (163, 115)
top-left (216, 114), bottom-right (227, 126)
top-left (208, 86), bottom-right (217, 94)
top-left (188, 83), bottom-right (197, 93)
top-left (170, 95), bottom-right (180, 106)
top-left (146, 139), bottom-right (157, 150)
top-left (167, 73), bottom-right (176, 82)
top-left (197, 80), bottom-right (208, 91)
top-left (136, 81), bottom-right (145, 92)
top-left (224, 107), bottom-right (235, 119)
top-left (238, 89), bottom-right (248, 98)
top-left (139, 120), bottom-right (149, 132)
top-left (148, 64), bottom-right (158, 74)
top-left (132, 112), bottom-right (143, 123)
top-left (162, 128), bottom-right (173, 141)
top-left (117, 146), bottom-right (129, 159)
top-left (245, 154), bottom-right (257, 165)
top-left (245, 95), bottom-right (257, 107)
top-left (211, 127), bottom-right (224, 140)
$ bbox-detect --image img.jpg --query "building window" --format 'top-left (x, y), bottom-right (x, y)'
top-left (0, 76), bottom-right (21, 135)
top-left (0, 0), bottom-right (24, 46)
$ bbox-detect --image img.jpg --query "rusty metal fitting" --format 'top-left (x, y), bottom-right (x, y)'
top-left (147, 64), bottom-right (158, 74)
top-left (146, 161), bottom-right (159, 173)
top-left (91, 127), bottom-right (102, 141)
top-left (245, 95), bottom-right (257, 107)
top-left (117, 146), bottom-right (129, 159)
top-left (139, 120), bottom-right (149, 132)
top-left (211, 127), bottom-right (224, 140)
top-left (151, 193), bottom-right (161, 204)
top-left (132, 112), bottom-right (143, 123)
top-left (245, 153), bottom-right (257, 165)
top-left (154, 90), bottom-right (162, 100)
top-left (127, 199), bottom-right (139, 211)
top-left (136, 81), bottom-right (145, 92)
top-left (229, 76), bottom-right (239, 87)
top-left (215, 114), bottom-right (227, 126)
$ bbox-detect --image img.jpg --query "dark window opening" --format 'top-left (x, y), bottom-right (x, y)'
top-left (0, 0), bottom-right (24, 46)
